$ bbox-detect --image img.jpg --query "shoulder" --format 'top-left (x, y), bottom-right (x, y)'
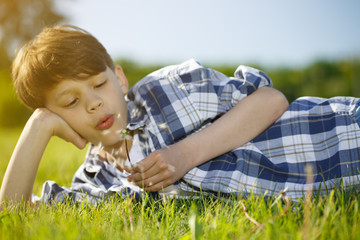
top-left (127, 59), bottom-right (207, 98)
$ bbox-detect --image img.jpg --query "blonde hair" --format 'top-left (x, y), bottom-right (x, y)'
top-left (12, 25), bottom-right (115, 110)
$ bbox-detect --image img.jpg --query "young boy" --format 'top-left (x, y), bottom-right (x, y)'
top-left (1, 25), bottom-right (359, 204)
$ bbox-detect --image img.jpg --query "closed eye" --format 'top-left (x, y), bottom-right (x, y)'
top-left (95, 79), bottom-right (107, 88)
top-left (65, 98), bottom-right (78, 107)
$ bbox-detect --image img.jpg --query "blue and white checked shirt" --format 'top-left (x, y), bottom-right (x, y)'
top-left (33, 59), bottom-right (360, 203)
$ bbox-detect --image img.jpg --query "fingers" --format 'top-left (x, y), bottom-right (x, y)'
top-left (131, 155), bottom-right (156, 173)
top-left (126, 152), bottom-right (158, 178)
top-left (131, 168), bottom-right (174, 192)
top-left (125, 148), bottom-right (184, 192)
top-left (127, 158), bottom-right (177, 191)
top-left (128, 162), bottom-right (158, 182)
top-left (32, 108), bottom-right (89, 149)
top-left (144, 181), bottom-right (174, 192)
top-left (140, 173), bottom-right (175, 192)
top-left (123, 165), bottom-right (133, 174)
top-left (54, 118), bottom-right (88, 149)
top-left (61, 127), bottom-right (88, 149)
top-left (65, 134), bottom-right (88, 149)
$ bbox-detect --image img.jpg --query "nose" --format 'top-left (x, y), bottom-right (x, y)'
top-left (87, 94), bottom-right (103, 113)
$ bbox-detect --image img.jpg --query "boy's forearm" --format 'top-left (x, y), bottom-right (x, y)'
top-left (177, 86), bottom-right (289, 170)
top-left (0, 114), bottom-right (52, 203)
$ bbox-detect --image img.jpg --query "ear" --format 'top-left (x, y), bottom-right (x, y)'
top-left (115, 65), bottom-right (129, 94)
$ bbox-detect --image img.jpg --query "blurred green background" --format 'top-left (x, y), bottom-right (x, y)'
top-left (0, 0), bottom-right (359, 129)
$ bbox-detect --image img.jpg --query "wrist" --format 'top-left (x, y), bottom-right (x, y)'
top-left (174, 138), bottom-right (204, 171)
top-left (25, 109), bottom-right (54, 141)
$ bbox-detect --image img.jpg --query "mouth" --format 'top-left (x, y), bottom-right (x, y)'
top-left (96, 114), bottom-right (114, 130)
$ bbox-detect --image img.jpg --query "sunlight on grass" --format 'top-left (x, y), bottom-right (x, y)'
top-left (1, 191), bottom-right (360, 239)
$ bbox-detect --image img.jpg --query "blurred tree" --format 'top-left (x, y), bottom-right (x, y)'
top-left (0, 0), bottom-right (65, 127)
top-left (0, 0), bottom-right (64, 69)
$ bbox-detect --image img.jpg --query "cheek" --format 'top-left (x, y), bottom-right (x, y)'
top-left (61, 112), bottom-right (88, 134)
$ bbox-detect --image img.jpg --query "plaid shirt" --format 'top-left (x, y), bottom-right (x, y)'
top-left (33, 59), bottom-right (360, 203)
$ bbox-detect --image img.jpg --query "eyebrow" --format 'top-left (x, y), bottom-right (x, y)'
top-left (54, 88), bottom-right (73, 100)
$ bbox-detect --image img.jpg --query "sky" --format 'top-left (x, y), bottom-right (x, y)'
top-left (55, 0), bottom-right (360, 67)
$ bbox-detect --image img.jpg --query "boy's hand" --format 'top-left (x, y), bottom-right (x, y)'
top-left (126, 145), bottom-right (190, 192)
top-left (33, 108), bottom-right (88, 149)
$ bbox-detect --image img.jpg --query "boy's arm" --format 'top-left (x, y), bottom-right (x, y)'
top-left (127, 87), bottom-right (289, 191)
top-left (0, 108), bottom-right (87, 203)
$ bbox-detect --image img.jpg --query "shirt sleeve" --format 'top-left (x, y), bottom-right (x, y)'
top-left (174, 59), bottom-right (273, 124)
top-left (210, 64), bottom-right (273, 111)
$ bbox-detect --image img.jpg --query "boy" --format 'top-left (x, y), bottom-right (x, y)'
top-left (1, 25), bottom-right (359, 204)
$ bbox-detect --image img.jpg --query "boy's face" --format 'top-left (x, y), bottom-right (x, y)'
top-left (45, 66), bottom-right (129, 148)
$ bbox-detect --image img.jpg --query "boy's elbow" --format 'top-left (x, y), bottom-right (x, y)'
top-left (271, 88), bottom-right (289, 118)
top-left (259, 87), bottom-right (289, 120)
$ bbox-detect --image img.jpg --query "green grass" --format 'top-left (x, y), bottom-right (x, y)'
top-left (1, 128), bottom-right (360, 239)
